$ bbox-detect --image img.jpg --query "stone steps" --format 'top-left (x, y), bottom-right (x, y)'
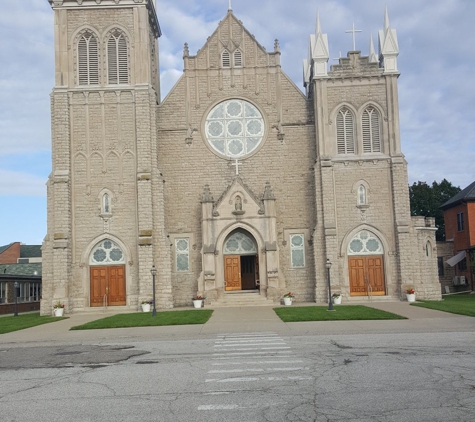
top-left (208, 290), bottom-right (275, 307)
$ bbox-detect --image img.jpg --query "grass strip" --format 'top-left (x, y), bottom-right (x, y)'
top-left (71, 310), bottom-right (214, 330)
top-left (274, 305), bottom-right (406, 322)
top-left (0, 313), bottom-right (67, 334)
top-left (411, 293), bottom-right (475, 317)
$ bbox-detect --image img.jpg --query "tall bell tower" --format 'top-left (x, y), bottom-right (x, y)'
top-left (42, 0), bottom-right (172, 314)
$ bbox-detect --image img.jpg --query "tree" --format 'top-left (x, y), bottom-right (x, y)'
top-left (409, 179), bottom-right (461, 241)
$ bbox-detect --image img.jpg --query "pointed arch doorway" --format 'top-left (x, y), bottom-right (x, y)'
top-left (348, 230), bottom-right (386, 296)
top-left (89, 239), bottom-right (126, 306)
top-left (223, 230), bottom-right (259, 291)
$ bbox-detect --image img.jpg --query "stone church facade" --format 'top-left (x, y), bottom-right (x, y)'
top-left (41, 0), bottom-right (441, 315)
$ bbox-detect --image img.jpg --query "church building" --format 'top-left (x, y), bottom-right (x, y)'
top-left (41, 0), bottom-right (441, 314)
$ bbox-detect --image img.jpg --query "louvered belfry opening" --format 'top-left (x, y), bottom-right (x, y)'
top-left (108, 30), bottom-right (129, 85)
top-left (336, 107), bottom-right (355, 154)
top-left (362, 106), bottom-right (381, 153)
top-left (222, 50), bottom-right (231, 68)
top-left (234, 49), bottom-right (242, 67)
top-left (78, 31), bottom-right (99, 85)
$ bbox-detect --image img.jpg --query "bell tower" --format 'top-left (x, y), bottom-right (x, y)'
top-left (42, 0), bottom-right (172, 314)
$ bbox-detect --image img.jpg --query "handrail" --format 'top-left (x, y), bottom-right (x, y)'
top-left (103, 294), bottom-right (108, 312)
top-left (366, 281), bottom-right (373, 302)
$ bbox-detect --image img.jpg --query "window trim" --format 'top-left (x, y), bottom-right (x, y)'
top-left (284, 229), bottom-right (310, 270)
top-left (457, 212), bottom-right (464, 232)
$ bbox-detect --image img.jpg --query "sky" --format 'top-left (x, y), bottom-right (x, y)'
top-left (0, 0), bottom-right (474, 246)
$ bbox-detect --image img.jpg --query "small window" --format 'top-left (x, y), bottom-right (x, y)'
top-left (175, 238), bottom-right (190, 272)
top-left (362, 106), bottom-right (381, 153)
top-left (426, 242), bottom-right (431, 258)
top-left (336, 107), bottom-right (355, 154)
top-left (222, 50), bottom-right (231, 68)
top-left (290, 234), bottom-right (305, 268)
top-left (358, 185), bottom-right (367, 205)
top-left (107, 30), bottom-right (129, 84)
top-left (0, 282), bottom-right (6, 304)
top-left (102, 193), bottom-right (111, 214)
top-left (234, 49), bottom-right (242, 67)
top-left (78, 31), bottom-right (99, 85)
top-left (18, 282), bottom-right (41, 303)
top-left (457, 212), bottom-right (464, 231)
top-left (437, 257), bottom-right (444, 276)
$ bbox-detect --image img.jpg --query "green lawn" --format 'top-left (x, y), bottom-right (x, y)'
top-left (70, 310), bottom-right (214, 330)
top-left (274, 305), bottom-right (406, 322)
top-left (411, 293), bottom-right (475, 317)
top-left (0, 313), bottom-right (67, 334)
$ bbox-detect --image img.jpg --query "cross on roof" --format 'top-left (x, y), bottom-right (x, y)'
top-left (345, 23), bottom-right (362, 51)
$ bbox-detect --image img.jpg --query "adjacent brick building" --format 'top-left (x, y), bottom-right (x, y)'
top-left (41, 0), bottom-right (441, 315)
top-left (441, 181), bottom-right (475, 290)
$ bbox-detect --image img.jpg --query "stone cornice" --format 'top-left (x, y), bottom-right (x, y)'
top-left (47, 0), bottom-right (161, 38)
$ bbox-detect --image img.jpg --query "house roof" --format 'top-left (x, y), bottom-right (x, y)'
top-left (0, 263), bottom-right (42, 277)
top-left (0, 243), bottom-right (13, 254)
top-left (440, 181), bottom-right (475, 210)
top-left (20, 245), bottom-right (42, 258)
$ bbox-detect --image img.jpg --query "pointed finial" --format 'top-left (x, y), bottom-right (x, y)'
top-left (183, 43), bottom-right (189, 58)
top-left (316, 10), bottom-right (322, 35)
top-left (369, 34), bottom-right (378, 63)
top-left (384, 6), bottom-right (390, 30)
top-left (274, 39), bottom-right (281, 53)
top-left (228, 0), bottom-right (232, 12)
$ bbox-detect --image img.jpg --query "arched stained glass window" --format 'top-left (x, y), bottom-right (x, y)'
top-left (224, 231), bottom-right (257, 255)
top-left (90, 239), bottom-right (125, 265)
top-left (348, 231), bottom-right (383, 255)
top-left (358, 185), bottom-right (367, 205)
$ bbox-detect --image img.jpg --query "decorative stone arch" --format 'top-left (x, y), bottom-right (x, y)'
top-left (340, 225), bottom-right (392, 296)
top-left (352, 179), bottom-right (371, 206)
top-left (214, 222), bottom-right (267, 294)
top-left (424, 237), bottom-right (435, 258)
top-left (97, 188), bottom-right (116, 216)
top-left (80, 234), bottom-right (132, 307)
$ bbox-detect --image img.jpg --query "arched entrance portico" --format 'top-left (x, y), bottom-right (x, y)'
top-left (223, 230), bottom-right (259, 291)
top-left (89, 239), bottom-right (126, 306)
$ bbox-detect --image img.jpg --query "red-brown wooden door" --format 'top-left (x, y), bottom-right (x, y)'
top-left (349, 256), bottom-right (385, 296)
top-left (90, 266), bottom-right (126, 306)
top-left (225, 256), bottom-right (241, 291)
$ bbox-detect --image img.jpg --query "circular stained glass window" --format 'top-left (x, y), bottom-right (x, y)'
top-left (205, 99), bottom-right (265, 159)
top-left (348, 231), bottom-right (383, 255)
top-left (90, 239), bottom-right (126, 265)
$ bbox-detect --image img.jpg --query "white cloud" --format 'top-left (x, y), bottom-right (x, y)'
top-left (0, 169), bottom-right (46, 197)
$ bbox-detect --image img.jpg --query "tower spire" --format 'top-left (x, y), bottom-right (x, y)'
top-left (316, 10), bottom-right (322, 34)
top-left (378, 7), bottom-right (399, 74)
top-left (369, 34), bottom-right (378, 63)
top-left (384, 5), bottom-right (390, 31)
top-left (228, 0), bottom-right (232, 12)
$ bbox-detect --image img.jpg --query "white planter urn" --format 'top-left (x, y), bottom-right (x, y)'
top-left (332, 295), bottom-right (342, 305)
top-left (406, 293), bottom-right (416, 303)
top-left (53, 308), bottom-right (64, 317)
top-left (141, 303), bottom-right (151, 312)
top-left (283, 297), bottom-right (292, 306)
top-left (193, 299), bottom-right (203, 309)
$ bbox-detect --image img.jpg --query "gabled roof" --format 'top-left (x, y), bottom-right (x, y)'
top-left (20, 245), bottom-right (42, 258)
top-left (0, 243), bottom-right (13, 254)
top-left (0, 263), bottom-right (42, 277)
top-left (441, 181), bottom-right (475, 210)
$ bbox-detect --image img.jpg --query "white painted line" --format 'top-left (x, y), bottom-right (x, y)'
top-left (206, 376), bottom-right (313, 383)
top-left (215, 343), bottom-right (285, 347)
top-left (213, 351), bottom-right (292, 357)
top-left (208, 367), bottom-right (305, 374)
top-left (198, 405), bottom-right (239, 410)
top-left (215, 338), bottom-right (282, 343)
top-left (261, 347), bottom-right (291, 350)
top-left (212, 360), bottom-right (303, 366)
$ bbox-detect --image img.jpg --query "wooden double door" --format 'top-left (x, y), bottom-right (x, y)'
top-left (90, 266), bottom-right (126, 307)
top-left (225, 255), bottom-right (258, 291)
top-left (349, 256), bottom-right (385, 296)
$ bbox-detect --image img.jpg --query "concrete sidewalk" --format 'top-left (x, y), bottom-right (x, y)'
top-left (1, 301), bottom-right (473, 346)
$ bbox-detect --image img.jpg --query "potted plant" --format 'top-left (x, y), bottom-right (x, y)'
top-left (53, 301), bottom-right (65, 317)
top-left (283, 292), bottom-right (294, 306)
top-left (141, 300), bottom-right (152, 312)
top-left (192, 295), bottom-right (204, 308)
top-left (332, 292), bottom-right (342, 305)
top-left (406, 288), bottom-right (416, 303)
